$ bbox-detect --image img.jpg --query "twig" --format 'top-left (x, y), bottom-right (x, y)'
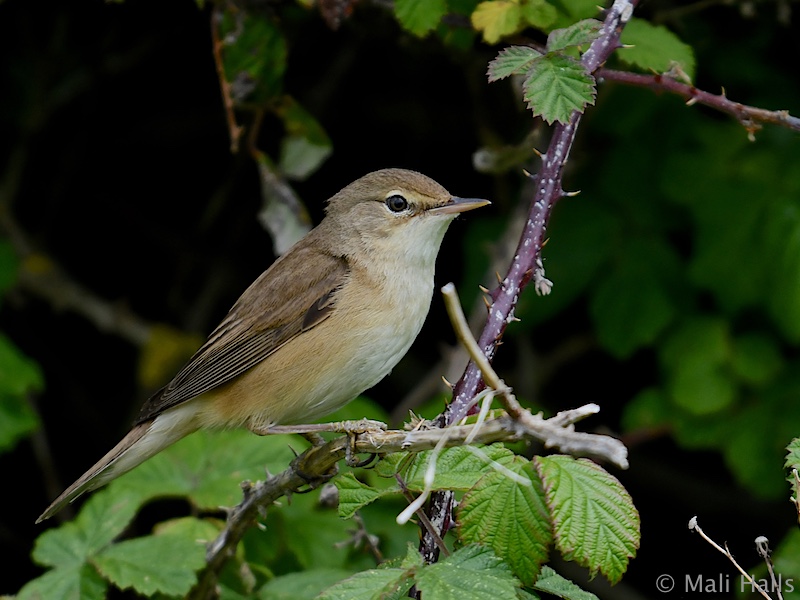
top-left (688, 517), bottom-right (773, 600)
top-left (395, 474), bottom-right (450, 557)
top-left (597, 68), bottom-right (800, 138)
top-left (756, 536), bottom-right (783, 600)
top-left (210, 6), bottom-right (245, 153)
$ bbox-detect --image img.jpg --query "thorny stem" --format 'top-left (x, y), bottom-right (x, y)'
top-left (597, 68), bottom-right (800, 138)
top-left (419, 0), bottom-right (640, 569)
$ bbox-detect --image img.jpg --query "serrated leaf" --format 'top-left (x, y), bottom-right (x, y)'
top-left (533, 566), bottom-right (599, 600)
top-left (32, 488), bottom-right (140, 569)
top-left (394, 0), bottom-right (448, 36)
top-left (335, 472), bottom-right (388, 518)
top-left (786, 438), bottom-right (800, 473)
top-left (457, 457), bottom-right (552, 585)
top-left (534, 456), bottom-right (639, 584)
top-left (414, 545), bottom-right (520, 599)
top-left (317, 567), bottom-right (412, 600)
top-left (92, 523), bottom-right (207, 597)
top-left (472, 1), bottom-right (522, 45)
top-left (488, 46), bottom-right (543, 82)
top-left (523, 53), bottom-right (595, 124)
top-left (618, 18), bottom-right (696, 81)
top-left (399, 444), bottom-right (516, 491)
top-left (546, 19), bottom-right (602, 52)
top-left (260, 569), bottom-right (354, 600)
top-left (17, 564), bottom-right (107, 600)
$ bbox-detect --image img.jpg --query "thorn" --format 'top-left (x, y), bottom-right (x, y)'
top-left (531, 147), bottom-right (543, 158)
top-left (482, 295), bottom-right (492, 310)
top-left (478, 284), bottom-right (490, 293)
top-left (720, 86), bottom-right (727, 98)
top-left (619, 43), bottom-right (635, 49)
top-left (441, 376), bottom-right (453, 389)
top-left (563, 189), bottom-right (581, 197)
top-left (542, 237), bottom-right (550, 248)
top-left (496, 271), bottom-right (503, 284)
top-left (510, 316), bottom-right (522, 323)
top-left (685, 96), bottom-right (698, 106)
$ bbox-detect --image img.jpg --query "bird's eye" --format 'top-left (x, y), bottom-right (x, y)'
top-left (385, 195), bottom-right (409, 213)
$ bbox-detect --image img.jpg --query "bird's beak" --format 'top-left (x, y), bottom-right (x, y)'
top-left (429, 196), bottom-right (491, 215)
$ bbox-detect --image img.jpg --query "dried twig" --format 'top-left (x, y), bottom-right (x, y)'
top-left (688, 517), bottom-right (773, 600)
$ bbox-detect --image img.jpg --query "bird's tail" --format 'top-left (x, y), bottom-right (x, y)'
top-left (37, 408), bottom-right (198, 523)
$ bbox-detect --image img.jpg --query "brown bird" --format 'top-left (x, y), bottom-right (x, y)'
top-left (38, 168), bottom-right (488, 522)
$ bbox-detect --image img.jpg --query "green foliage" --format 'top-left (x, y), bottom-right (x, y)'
top-left (458, 457), bottom-right (552, 585)
top-left (618, 18), bottom-right (696, 80)
top-left (394, 0), bottom-right (448, 36)
top-left (487, 18), bottom-right (601, 123)
top-left (0, 333), bottom-right (42, 453)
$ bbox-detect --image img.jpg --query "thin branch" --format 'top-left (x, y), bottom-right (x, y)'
top-left (210, 6), bottom-right (245, 154)
top-left (688, 517), bottom-right (773, 600)
top-left (597, 68), bottom-right (800, 137)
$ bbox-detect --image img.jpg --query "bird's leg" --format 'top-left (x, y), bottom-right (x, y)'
top-left (248, 419), bottom-right (387, 436)
top-left (249, 419), bottom-right (386, 468)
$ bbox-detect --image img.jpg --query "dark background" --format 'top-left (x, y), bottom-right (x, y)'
top-left (2, 0), bottom-right (799, 597)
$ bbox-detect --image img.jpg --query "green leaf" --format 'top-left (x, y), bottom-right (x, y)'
top-left (335, 472), bottom-right (387, 518)
top-left (546, 19), bottom-right (602, 52)
top-left (218, 10), bottom-right (287, 104)
top-left (17, 564), bottom-right (107, 600)
top-left (260, 569), bottom-right (354, 600)
top-left (276, 98), bottom-right (333, 181)
top-left (786, 437), bottom-right (800, 474)
top-left (112, 429), bottom-right (297, 510)
top-left (618, 18), bottom-right (696, 81)
top-left (520, 0), bottom-right (557, 30)
top-left (457, 457), bottom-right (552, 585)
top-left (533, 566), bottom-right (599, 600)
top-left (32, 488), bottom-right (140, 569)
top-left (487, 46), bottom-right (543, 82)
top-left (472, 1), bottom-right (522, 44)
top-left (621, 387), bottom-right (671, 432)
top-left (92, 518), bottom-right (208, 597)
top-left (317, 567), bottom-right (413, 600)
top-left (394, 0), bottom-right (448, 36)
top-left (523, 53), bottom-right (595, 124)
top-left (398, 444), bottom-right (516, 491)
top-left (414, 545), bottom-right (520, 599)
top-left (534, 456), bottom-right (639, 584)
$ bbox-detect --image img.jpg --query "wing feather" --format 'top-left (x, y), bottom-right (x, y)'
top-left (134, 244), bottom-right (349, 424)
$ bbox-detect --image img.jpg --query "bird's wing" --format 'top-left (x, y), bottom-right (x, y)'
top-left (134, 245), bottom-right (349, 424)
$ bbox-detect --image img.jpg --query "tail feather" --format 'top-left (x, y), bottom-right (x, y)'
top-left (37, 408), bottom-right (198, 523)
